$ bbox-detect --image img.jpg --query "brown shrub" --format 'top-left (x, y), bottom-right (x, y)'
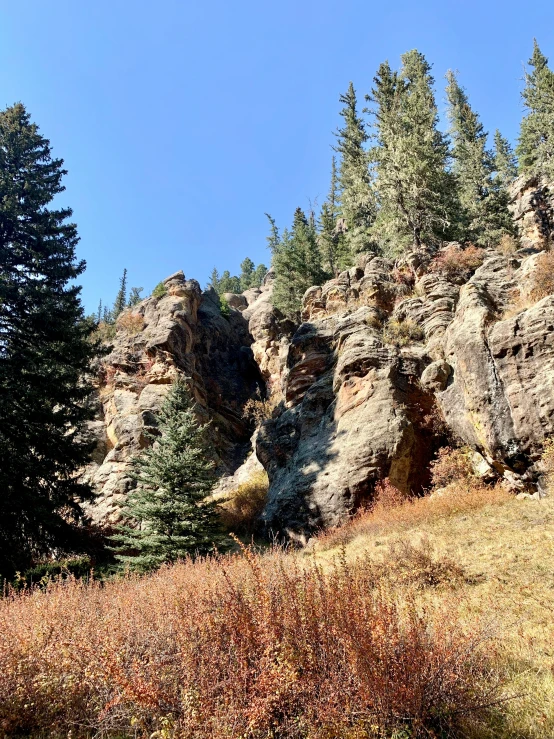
top-left (497, 234), bottom-right (519, 256)
top-left (116, 310), bottom-right (145, 335)
top-left (219, 470), bottom-right (269, 535)
top-left (0, 545), bottom-right (503, 738)
top-left (430, 446), bottom-right (475, 489)
top-left (529, 250), bottom-right (554, 302)
top-left (429, 244), bottom-right (485, 282)
top-left (383, 317), bottom-right (424, 346)
top-left (242, 395), bottom-right (280, 425)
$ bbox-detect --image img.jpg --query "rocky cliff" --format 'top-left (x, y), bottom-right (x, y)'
top-left (86, 176), bottom-right (554, 539)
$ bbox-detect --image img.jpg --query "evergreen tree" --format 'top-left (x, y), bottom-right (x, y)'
top-left (517, 40), bottom-right (554, 179)
top-left (102, 305), bottom-right (113, 324)
top-left (218, 270), bottom-right (241, 294)
top-left (0, 103), bottom-right (99, 577)
top-left (368, 52), bottom-right (455, 252)
top-left (239, 257), bottom-right (255, 290)
top-left (111, 378), bottom-right (226, 571)
top-left (334, 82), bottom-right (375, 255)
top-left (253, 263), bottom-right (268, 286)
top-left (446, 70), bottom-right (514, 246)
top-left (128, 286), bottom-right (144, 307)
top-left (97, 299), bottom-right (103, 324)
top-left (272, 208), bottom-right (328, 316)
top-left (112, 268), bottom-right (128, 318)
top-left (209, 267), bottom-right (221, 292)
top-left (264, 213), bottom-right (280, 253)
top-left (318, 158), bottom-right (351, 275)
top-left (493, 130), bottom-right (517, 188)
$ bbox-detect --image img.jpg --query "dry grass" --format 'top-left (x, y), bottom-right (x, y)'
top-left (313, 480), bottom-right (554, 739)
top-left (383, 317), bottom-right (425, 346)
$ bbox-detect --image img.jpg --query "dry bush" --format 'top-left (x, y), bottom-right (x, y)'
top-left (392, 266), bottom-right (416, 287)
top-left (383, 317), bottom-right (424, 345)
top-left (242, 395), bottom-right (280, 425)
top-left (430, 446), bottom-right (475, 489)
top-left (529, 250), bottom-right (554, 302)
top-left (219, 470), bottom-right (269, 535)
top-left (429, 244), bottom-right (485, 282)
top-left (540, 437), bottom-right (554, 494)
top-left (497, 234), bottom-right (519, 256)
top-left (116, 309), bottom-right (145, 335)
top-left (94, 320), bottom-right (116, 343)
top-left (0, 544), bottom-right (503, 738)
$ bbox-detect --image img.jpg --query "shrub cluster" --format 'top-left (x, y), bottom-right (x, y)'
top-left (383, 317), bottom-right (425, 345)
top-left (116, 309), bottom-right (145, 335)
top-left (529, 250), bottom-right (554, 302)
top-left (429, 244), bottom-right (485, 282)
top-left (0, 545), bottom-right (502, 738)
top-left (219, 470), bottom-right (269, 535)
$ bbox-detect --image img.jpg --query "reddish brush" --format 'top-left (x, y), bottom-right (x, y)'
top-left (0, 543), bottom-right (503, 737)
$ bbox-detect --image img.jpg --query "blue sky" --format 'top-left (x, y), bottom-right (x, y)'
top-left (0, 1), bottom-right (552, 313)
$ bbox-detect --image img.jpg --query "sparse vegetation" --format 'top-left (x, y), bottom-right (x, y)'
top-left (383, 316), bottom-right (425, 345)
top-left (429, 243), bottom-right (485, 282)
top-left (529, 250), bottom-right (554, 301)
top-left (115, 309), bottom-right (145, 335)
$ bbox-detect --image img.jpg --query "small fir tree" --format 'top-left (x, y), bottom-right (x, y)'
top-left (446, 70), bottom-right (515, 246)
top-left (272, 207), bottom-right (328, 316)
top-left (112, 268), bottom-right (128, 318)
top-left (264, 213), bottom-right (281, 253)
top-left (209, 267), bottom-right (221, 292)
top-left (239, 257), bottom-right (256, 290)
top-left (334, 82), bottom-right (375, 255)
top-left (318, 157), bottom-right (351, 274)
top-left (111, 378), bottom-right (227, 572)
top-left (517, 40), bottom-right (554, 179)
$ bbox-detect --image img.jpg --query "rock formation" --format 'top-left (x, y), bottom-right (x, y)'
top-left (86, 178), bottom-right (554, 539)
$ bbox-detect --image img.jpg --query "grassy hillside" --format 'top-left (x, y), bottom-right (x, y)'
top-left (1, 481), bottom-right (553, 737)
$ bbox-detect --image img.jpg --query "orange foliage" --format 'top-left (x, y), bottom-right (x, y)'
top-left (0, 544), bottom-right (501, 737)
top-left (429, 244), bottom-right (485, 282)
top-left (529, 250), bottom-right (554, 302)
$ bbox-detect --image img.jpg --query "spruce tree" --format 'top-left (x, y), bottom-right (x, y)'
top-left (517, 40), bottom-right (554, 179)
top-left (0, 103), bottom-right (98, 577)
top-left (368, 52), bottom-right (455, 252)
top-left (493, 130), bottom-right (517, 188)
top-left (209, 267), bottom-right (221, 292)
top-left (112, 267), bottom-right (128, 318)
top-left (272, 207), bottom-right (328, 316)
top-left (264, 213), bottom-right (280, 253)
top-left (112, 378), bottom-right (226, 572)
top-left (253, 263), bottom-right (268, 286)
top-left (446, 70), bottom-right (514, 246)
top-left (334, 82), bottom-right (375, 256)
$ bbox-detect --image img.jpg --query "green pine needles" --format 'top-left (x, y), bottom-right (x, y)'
top-left (112, 378), bottom-right (228, 572)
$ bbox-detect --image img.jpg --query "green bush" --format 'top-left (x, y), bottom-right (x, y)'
top-left (219, 295), bottom-right (231, 318)
top-left (383, 317), bottom-right (424, 346)
top-left (152, 281), bottom-right (168, 298)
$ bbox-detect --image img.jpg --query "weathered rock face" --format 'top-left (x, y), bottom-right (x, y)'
top-left (257, 295), bottom-right (439, 539)
top-left (84, 271), bottom-right (264, 524)
top-left (509, 175), bottom-right (553, 250)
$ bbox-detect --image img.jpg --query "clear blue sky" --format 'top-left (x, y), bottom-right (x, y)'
top-left (0, 1), bottom-right (552, 313)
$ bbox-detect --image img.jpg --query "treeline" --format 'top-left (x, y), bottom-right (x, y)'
top-left (268, 42), bottom-right (554, 315)
top-left (94, 268), bottom-right (144, 325)
top-left (209, 258), bottom-right (267, 295)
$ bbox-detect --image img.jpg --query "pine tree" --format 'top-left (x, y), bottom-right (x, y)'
top-left (253, 263), bottom-right (268, 286)
top-left (272, 207), bottom-right (328, 316)
top-left (209, 267), bottom-right (221, 292)
top-left (517, 40), bottom-right (554, 179)
top-left (128, 287), bottom-right (144, 307)
top-left (0, 103), bottom-right (99, 577)
top-left (368, 52), bottom-right (455, 252)
top-left (446, 70), bottom-right (514, 246)
top-left (218, 270), bottom-right (241, 294)
top-left (112, 268), bottom-right (128, 318)
top-left (493, 130), bottom-right (517, 188)
top-left (111, 378), bottom-right (226, 572)
top-left (334, 82), bottom-right (375, 255)
top-left (97, 299), bottom-right (103, 324)
top-left (264, 213), bottom-right (280, 253)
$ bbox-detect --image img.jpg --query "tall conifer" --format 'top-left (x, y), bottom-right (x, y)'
top-left (368, 52), bottom-right (455, 252)
top-left (0, 104), bottom-right (98, 577)
top-left (446, 70), bottom-right (514, 246)
top-left (334, 82), bottom-right (375, 256)
top-left (517, 40), bottom-right (554, 179)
